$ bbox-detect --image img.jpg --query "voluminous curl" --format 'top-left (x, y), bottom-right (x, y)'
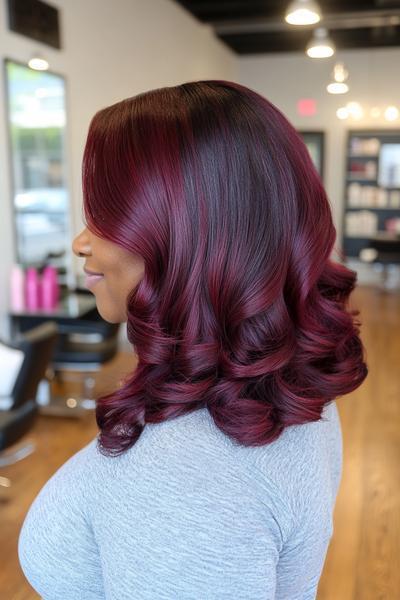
top-left (82, 80), bottom-right (368, 456)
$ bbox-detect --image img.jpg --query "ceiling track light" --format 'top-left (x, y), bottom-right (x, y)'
top-left (306, 27), bottom-right (335, 58)
top-left (285, 0), bottom-right (321, 25)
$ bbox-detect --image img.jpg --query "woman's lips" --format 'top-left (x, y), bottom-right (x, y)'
top-left (84, 273), bottom-right (104, 289)
top-left (83, 268), bottom-right (104, 289)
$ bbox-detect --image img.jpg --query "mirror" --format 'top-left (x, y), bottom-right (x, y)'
top-left (378, 143), bottom-right (400, 188)
top-left (299, 131), bottom-right (325, 179)
top-left (4, 59), bottom-right (71, 277)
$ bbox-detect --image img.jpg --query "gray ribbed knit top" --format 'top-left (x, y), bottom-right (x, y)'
top-left (18, 401), bottom-right (342, 599)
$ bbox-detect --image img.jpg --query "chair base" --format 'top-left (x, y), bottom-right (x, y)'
top-left (1, 439), bottom-right (35, 495)
top-left (0, 439), bottom-right (35, 467)
top-left (38, 395), bottom-right (96, 418)
top-left (36, 375), bottom-right (97, 418)
top-left (0, 475), bottom-right (11, 489)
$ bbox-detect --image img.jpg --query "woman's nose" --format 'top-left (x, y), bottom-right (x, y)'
top-left (72, 228), bottom-right (91, 258)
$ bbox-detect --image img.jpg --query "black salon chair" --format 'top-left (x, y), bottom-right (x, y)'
top-left (0, 321), bottom-right (59, 490)
top-left (40, 311), bottom-right (121, 417)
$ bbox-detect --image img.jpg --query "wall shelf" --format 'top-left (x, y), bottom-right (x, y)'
top-left (342, 130), bottom-right (400, 259)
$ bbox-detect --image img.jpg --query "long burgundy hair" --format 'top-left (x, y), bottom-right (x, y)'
top-left (82, 80), bottom-right (368, 456)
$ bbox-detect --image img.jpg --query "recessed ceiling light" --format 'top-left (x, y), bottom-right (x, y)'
top-left (336, 107), bottom-right (349, 120)
top-left (347, 102), bottom-right (364, 120)
top-left (384, 105), bottom-right (399, 121)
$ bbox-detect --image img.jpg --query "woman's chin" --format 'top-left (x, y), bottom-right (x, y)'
top-left (95, 303), bottom-right (125, 324)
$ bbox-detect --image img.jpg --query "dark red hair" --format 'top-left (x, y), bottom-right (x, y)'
top-left (82, 80), bottom-right (368, 456)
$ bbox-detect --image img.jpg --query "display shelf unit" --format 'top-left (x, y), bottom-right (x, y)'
top-left (342, 130), bottom-right (400, 259)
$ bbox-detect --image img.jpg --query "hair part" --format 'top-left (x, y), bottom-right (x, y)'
top-left (82, 80), bottom-right (368, 455)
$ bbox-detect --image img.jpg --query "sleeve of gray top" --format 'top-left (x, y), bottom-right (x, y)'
top-left (18, 438), bottom-right (105, 600)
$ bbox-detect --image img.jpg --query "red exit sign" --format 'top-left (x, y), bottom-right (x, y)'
top-left (297, 99), bottom-right (317, 116)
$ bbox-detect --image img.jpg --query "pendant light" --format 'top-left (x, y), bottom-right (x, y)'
top-left (327, 63), bottom-right (349, 94)
top-left (285, 0), bottom-right (321, 25)
top-left (28, 54), bottom-right (49, 71)
top-left (306, 28), bottom-right (335, 58)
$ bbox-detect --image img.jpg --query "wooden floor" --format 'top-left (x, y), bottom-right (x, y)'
top-left (0, 285), bottom-right (399, 599)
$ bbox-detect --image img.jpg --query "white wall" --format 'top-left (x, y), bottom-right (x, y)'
top-left (0, 0), bottom-right (236, 338)
top-left (238, 47), bottom-right (400, 286)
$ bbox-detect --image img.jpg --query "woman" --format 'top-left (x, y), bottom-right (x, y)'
top-left (18, 80), bottom-right (368, 599)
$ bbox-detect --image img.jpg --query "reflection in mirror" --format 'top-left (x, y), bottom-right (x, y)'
top-left (379, 144), bottom-right (400, 188)
top-left (5, 59), bottom-right (71, 277)
top-left (298, 131), bottom-right (324, 179)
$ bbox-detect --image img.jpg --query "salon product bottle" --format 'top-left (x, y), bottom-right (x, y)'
top-left (10, 264), bottom-right (25, 312)
top-left (41, 265), bottom-right (59, 310)
top-left (53, 267), bottom-right (60, 305)
top-left (25, 267), bottom-right (41, 311)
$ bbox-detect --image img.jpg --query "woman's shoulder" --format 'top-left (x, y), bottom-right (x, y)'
top-left (57, 435), bottom-right (102, 476)
top-left (53, 401), bottom-right (341, 503)
top-left (32, 435), bottom-right (105, 502)
top-left (242, 401), bottom-right (343, 515)
top-left (248, 400), bottom-right (342, 475)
